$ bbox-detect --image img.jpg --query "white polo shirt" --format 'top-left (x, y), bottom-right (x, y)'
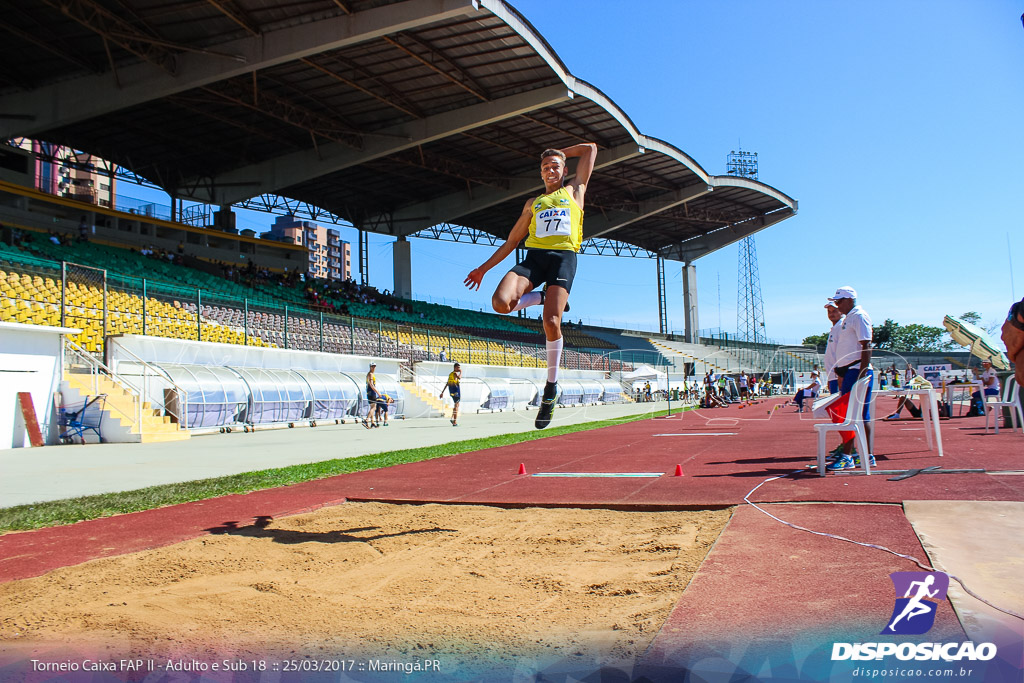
top-left (834, 304), bottom-right (872, 370)
top-left (823, 317), bottom-right (844, 381)
top-left (980, 368), bottom-right (1000, 393)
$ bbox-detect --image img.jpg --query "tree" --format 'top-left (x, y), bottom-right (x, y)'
top-left (873, 319), bottom-right (899, 350)
top-left (892, 324), bottom-right (955, 352)
top-left (806, 318), bottom-right (955, 355)
top-left (957, 311), bottom-right (1000, 335)
top-left (802, 333), bottom-right (828, 351)
top-left (960, 311), bottom-right (982, 325)
top-left (874, 319), bottom-right (953, 352)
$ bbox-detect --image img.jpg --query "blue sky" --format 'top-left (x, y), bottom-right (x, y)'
top-left (125, 1), bottom-right (1024, 343)
top-left (487, 0), bottom-right (1024, 341)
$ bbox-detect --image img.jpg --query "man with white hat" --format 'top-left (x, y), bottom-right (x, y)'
top-left (969, 359), bottom-right (1000, 416)
top-left (825, 286), bottom-right (875, 471)
top-left (823, 301), bottom-right (844, 395)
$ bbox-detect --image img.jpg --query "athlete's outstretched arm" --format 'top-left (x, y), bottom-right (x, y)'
top-left (562, 142), bottom-right (597, 208)
top-left (464, 199), bottom-right (532, 290)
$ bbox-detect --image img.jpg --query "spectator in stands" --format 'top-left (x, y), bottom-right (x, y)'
top-left (439, 349), bottom-right (447, 363)
top-left (49, 231), bottom-right (61, 246)
top-left (363, 362), bottom-right (380, 428)
top-left (439, 362), bottom-right (462, 427)
top-left (78, 216), bottom-right (89, 242)
top-left (825, 286), bottom-right (875, 472)
top-left (464, 142), bottom-right (598, 430)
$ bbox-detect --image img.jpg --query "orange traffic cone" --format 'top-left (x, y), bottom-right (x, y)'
top-left (518, 463), bottom-right (527, 475)
top-left (674, 464), bottom-right (684, 477)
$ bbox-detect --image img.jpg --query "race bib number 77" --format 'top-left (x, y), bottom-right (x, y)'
top-left (535, 207), bottom-right (571, 238)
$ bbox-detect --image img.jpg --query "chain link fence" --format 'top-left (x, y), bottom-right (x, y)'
top-left (0, 250), bottom-right (638, 372)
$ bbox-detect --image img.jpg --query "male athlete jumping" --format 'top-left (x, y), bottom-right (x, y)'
top-left (464, 143), bottom-right (597, 429)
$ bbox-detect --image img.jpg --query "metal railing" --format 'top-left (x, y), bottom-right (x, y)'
top-left (64, 338), bottom-right (144, 436)
top-left (2, 250), bottom-right (643, 374)
top-left (107, 341), bottom-right (190, 429)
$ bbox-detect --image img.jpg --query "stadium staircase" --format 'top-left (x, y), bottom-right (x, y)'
top-left (649, 339), bottom-right (734, 376)
top-left (399, 382), bottom-right (447, 419)
top-left (61, 369), bottom-right (190, 443)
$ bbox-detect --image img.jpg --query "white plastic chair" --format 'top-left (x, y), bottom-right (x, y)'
top-left (983, 378), bottom-right (1023, 435)
top-left (867, 370), bottom-right (880, 454)
top-left (814, 375), bottom-right (873, 477)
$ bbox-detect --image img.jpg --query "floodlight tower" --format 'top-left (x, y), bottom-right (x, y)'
top-left (728, 149), bottom-right (766, 345)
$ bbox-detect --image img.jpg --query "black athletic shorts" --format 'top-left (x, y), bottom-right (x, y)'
top-left (509, 248), bottom-right (578, 294)
top-left (449, 386), bottom-right (461, 403)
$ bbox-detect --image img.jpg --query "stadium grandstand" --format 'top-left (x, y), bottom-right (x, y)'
top-left (1, 0), bottom-right (805, 447)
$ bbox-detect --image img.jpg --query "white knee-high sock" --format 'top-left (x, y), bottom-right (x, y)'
top-left (546, 337), bottom-right (563, 384)
top-left (511, 290), bottom-right (542, 313)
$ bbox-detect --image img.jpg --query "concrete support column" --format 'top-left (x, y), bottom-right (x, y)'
top-left (393, 236), bottom-right (412, 299)
top-left (682, 263), bottom-right (699, 343)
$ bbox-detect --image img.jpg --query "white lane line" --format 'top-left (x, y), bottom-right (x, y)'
top-left (530, 472), bottom-right (664, 478)
top-left (652, 433), bottom-right (737, 437)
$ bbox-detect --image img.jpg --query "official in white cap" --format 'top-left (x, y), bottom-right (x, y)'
top-left (825, 286), bottom-right (874, 471)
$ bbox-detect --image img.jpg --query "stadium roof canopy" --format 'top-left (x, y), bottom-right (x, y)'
top-left (0, 0), bottom-right (797, 262)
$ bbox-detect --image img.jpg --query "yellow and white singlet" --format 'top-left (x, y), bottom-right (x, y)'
top-left (524, 186), bottom-right (583, 252)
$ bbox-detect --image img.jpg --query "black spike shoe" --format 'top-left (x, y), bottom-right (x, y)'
top-left (535, 381), bottom-right (558, 429)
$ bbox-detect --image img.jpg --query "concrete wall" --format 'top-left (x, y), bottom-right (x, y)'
top-left (0, 322), bottom-right (75, 448)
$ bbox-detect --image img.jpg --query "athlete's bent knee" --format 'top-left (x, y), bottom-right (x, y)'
top-left (492, 295), bottom-right (513, 314)
top-left (542, 315), bottom-right (561, 337)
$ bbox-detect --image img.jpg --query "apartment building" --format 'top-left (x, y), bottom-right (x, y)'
top-left (267, 214), bottom-right (351, 281)
top-left (15, 139), bottom-right (117, 209)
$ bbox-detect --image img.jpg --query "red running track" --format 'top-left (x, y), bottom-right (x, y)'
top-left (1, 396), bottom-right (1021, 651)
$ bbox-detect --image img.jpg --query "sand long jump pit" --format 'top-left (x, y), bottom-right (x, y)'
top-left (0, 502), bottom-right (730, 679)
